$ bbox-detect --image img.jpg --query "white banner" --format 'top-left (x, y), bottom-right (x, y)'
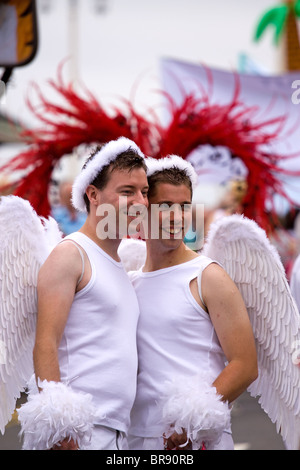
top-left (160, 57), bottom-right (300, 206)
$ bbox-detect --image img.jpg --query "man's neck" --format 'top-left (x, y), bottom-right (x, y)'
top-left (143, 241), bottom-right (198, 272)
top-left (79, 218), bottom-right (121, 262)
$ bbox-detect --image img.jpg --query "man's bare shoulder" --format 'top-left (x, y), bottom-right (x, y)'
top-left (202, 261), bottom-right (243, 311)
top-left (39, 240), bottom-right (83, 280)
top-left (202, 261), bottom-right (234, 287)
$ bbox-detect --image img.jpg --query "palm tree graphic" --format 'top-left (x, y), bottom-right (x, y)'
top-left (254, 0), bottom-right (300, 71)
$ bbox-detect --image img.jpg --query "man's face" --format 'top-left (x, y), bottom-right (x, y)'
top-left (94, 166), bottom-right (149, 239)
top-left (147, 182), bottom-right (192, 248)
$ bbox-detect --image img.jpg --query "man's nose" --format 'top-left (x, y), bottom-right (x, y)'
top-left (133, 190), bottom-right (148, 206)
top-left (171, 205), bottom-right (184, 223)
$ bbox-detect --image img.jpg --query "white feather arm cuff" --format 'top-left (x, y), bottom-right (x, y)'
top-left (17, 380), bottom-right (97, 450)
top-left (162, 374), bottom-right (231, 450)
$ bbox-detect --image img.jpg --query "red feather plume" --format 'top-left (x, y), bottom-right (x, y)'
top-left (152, 73), bottom-right (300, 232)
top-left (0, 70), bottom-right (160, 217)
top-left (0, 68), bottom-right (299, 232)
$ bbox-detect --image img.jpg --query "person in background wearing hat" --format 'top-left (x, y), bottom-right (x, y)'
top-left (19, 138), bottom-right (149, 450)
top-left (51, 180), bottom-right (87, 236)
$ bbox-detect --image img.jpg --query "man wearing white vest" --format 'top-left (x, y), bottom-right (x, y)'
top-left (19, 137), bottom-right (149, 450)
top-left (128, 156), bottom-right (258, 451)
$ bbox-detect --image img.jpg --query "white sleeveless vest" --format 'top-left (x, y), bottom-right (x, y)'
top-left (58, 232), bottom-right (140, 433)
top-left (129, 255), bottom-right (228, 438)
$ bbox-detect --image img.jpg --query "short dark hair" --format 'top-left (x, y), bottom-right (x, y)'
top-left (147, 167), bottom-right (193, 200)
top-left (83, 144), bottom-right (147, 212)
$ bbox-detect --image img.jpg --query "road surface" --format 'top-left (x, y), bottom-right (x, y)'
top-left (0, 391), bottom-right (286, 450)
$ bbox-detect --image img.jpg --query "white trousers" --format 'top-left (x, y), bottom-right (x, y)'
top-left (128, 432), bottom-right (234, 451)
top-left (81, 425), bottom-right (129, 450)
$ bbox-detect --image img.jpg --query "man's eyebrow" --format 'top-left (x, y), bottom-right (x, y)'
top-left (118, 184), bottom-right (149, 189)
top-left (157, 200), bottom-right (192, 205)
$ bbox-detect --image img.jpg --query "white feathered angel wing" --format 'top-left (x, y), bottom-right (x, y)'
top-left (0, 195), bottom-right (62, 434)
top-left (203, 214), bottom-right (300, 450)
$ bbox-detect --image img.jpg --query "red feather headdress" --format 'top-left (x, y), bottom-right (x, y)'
top-left (1, 68), bottom-right (299, 231)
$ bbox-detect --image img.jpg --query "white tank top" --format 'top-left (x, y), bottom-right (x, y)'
top-left (129, 255), bottom-right (227, 438)
top-left (57, 232), bottom-right (140, 433)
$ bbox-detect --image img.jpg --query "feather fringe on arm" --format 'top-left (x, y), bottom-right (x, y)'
top-left (17, 379), bottom-right (97, 450)
top-left (161, 373), bottom-right (231, 450)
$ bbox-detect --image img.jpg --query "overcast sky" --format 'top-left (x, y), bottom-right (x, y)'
top-left (1, 0), bottom-right (299, 210)
top-left (2, 0), bottom-right (282, 128)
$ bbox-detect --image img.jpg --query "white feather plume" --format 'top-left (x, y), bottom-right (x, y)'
top-left (18, 379), bottom-right (97, 450)
top-left (162, 373), bottom-right (231, 450)
top-left (203, 214), bottom-right (300, 450)
top-left (0, 196), bottom-right (62, 434)
top-left (118, 238), bottom-right (146, 272)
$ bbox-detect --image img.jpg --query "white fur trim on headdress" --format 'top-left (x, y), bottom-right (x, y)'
top-left (72, 137), bottom-right (145, 213)
top-left (146, 155), bottom-right (198, 189)
top-left (162, 373), bottom-right (231, 450)
top-left (17, 379), bottom-right (98, 450)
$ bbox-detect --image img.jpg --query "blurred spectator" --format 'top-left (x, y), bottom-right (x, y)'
top-left (204, 180), bottom-right (247, 236)
top-left (0, 175), bottom-right (16, 196)
top-left (52, 181), bottom-right (86, 235)
top-left (271, 210), bottom-right (300, 281)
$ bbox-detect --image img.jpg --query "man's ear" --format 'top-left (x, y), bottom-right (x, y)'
top-left (85, 185), bottom-right (99, 210)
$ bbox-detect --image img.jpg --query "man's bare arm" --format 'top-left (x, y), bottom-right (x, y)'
top-left (33, 242), bottom-right (83, 383)
top-left (202, 263), bottom-right (258, 403)
top-left (32, 242), bottom-right (84, 450)
top-left (166, 263), bottom-right (258, 449)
